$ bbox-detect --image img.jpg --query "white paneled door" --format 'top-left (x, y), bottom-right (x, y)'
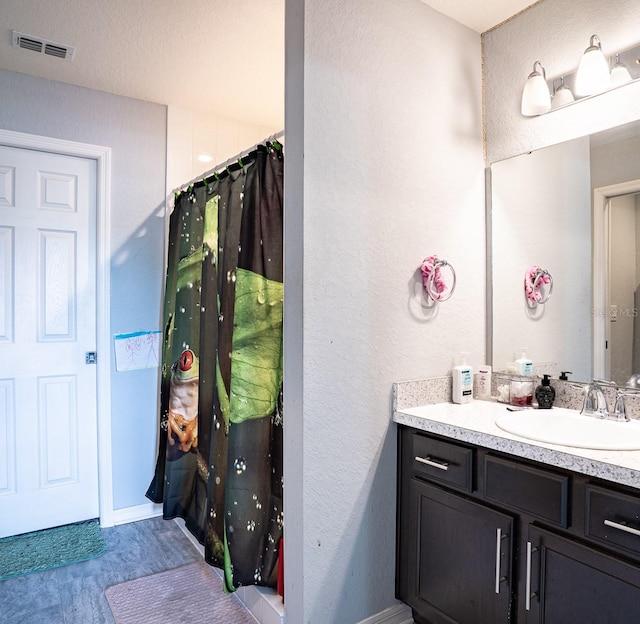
top-left (0, 145), bottom-right (99, 538)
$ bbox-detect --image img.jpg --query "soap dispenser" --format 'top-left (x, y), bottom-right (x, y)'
top-left (535, 374), bottom-right (555, 409)
top-left (515, 348), bottom-right (533, 376)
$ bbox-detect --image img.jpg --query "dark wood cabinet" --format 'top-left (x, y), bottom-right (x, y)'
top-left (406, 478), bottom-right (513, 624)
top-left (526, 525), bottom-right (640, 623)
top-left (396, 425), bottom-right (640, 624)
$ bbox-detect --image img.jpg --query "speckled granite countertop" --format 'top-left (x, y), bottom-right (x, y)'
top-left (394, 401), bottom-right (640, 490)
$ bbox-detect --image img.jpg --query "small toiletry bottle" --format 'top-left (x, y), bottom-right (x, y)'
top-left (515, 348), bottom-right (533, 376)
top-left (476, 365), bottom-right (492, 400)
top-left (452, 355), bottom-right (474, 404)
top-left (535, 374), bottom-right (555, 409)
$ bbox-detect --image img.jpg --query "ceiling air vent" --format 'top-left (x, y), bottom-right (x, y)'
top-left (12, 31), bottom-right (75, 61)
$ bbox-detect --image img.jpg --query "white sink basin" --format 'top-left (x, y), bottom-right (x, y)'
top-left (495, 407), bottom-right (640, 450)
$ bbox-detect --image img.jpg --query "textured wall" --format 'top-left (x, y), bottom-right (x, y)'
top-left (284, 0), bottom-right (484, 621)
top-left (0, 69), bottom-right (167, 510)
top-left (484, 0), bottom-right (640, 163)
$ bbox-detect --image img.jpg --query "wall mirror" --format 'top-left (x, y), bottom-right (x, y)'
top-left (490, 118), bottom-right (640, 384)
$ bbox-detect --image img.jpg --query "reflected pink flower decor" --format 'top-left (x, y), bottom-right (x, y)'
top-left (524, 265), bottom-right (550, 304)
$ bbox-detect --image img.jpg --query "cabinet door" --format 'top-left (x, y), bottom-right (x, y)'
top-left (526, 525), bottom-right (640, 623)
top-left (407, 478), bottom-right (514, 624)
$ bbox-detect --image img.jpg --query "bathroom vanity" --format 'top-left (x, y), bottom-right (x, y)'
top-left (394, 401), bottom-right (640, 624)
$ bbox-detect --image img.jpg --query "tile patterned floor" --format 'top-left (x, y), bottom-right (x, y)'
top-left (0, 516), bottom-right (246, 624)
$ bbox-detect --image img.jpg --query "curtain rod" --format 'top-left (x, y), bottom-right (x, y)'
top-left (172, 129), bottom-right (284, 196)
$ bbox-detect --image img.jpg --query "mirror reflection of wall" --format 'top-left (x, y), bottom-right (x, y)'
top-left (591, 124), bottom-right (640, 384)
top-left (491, 120), bottom-right (640, 385)
top-left (607, 192), bottom-right (640, 385)
top-left (491, 137), bottom-right (592, 381)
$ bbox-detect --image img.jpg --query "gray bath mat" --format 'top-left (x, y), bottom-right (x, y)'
top-left (105, 561), bottom-right (257, 623)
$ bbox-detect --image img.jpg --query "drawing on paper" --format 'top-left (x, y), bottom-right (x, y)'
top-left (114, 331), bottom-right (162, 371)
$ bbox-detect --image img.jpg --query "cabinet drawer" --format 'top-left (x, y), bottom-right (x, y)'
top-left (410, 433), bottom-right (474, 492)
top-left (484, 455), bottom-right (569, 527)
top-left (585, 485), bottom-right (640, 560)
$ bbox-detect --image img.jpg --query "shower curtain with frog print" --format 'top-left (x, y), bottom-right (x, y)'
top-left (146, 142), bottom-right (284, 592)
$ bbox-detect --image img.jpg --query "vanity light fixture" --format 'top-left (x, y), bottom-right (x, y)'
top-left (575, 35), bottom-right (610, 96)
top-left (520, 37), bottom-right (640, 117)
top-left (521, 61), bottom-right (551, 116)
top-left (610, 53), bottom-right (632, 87)
top-left (551, 76), bottom-right (574, 109)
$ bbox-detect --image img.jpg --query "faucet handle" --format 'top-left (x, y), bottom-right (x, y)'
top-left (612, 392), bottom-right (629, 422)
top-left (593, 378), bottom-right (617, 387)
top-left (612, 389), bottom-right (640, 422)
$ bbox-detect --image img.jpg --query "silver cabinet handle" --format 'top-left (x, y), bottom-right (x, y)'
top-left (414, 455), bottom-right (449, 471)
top-left (604, 519), bottom-right (640, 537)
top-left (495, 528), bottom-right (502, 594)
top-left (525, 541), bottom-right (537, 611)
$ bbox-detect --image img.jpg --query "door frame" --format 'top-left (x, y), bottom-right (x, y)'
top-left (0, 128), bottom-right (114, 527)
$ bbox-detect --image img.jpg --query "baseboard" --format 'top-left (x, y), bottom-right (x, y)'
top-left (238, 584), bottom-right (285, 624)
top-left (111, 502), bottom-right (163, 525)
top-left (356, 603), bottom-right (414, 624)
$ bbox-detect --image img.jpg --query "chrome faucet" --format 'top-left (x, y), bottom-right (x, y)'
top-left (582, 380), bottom-right (636, 421)
top-left (581, 379), bottom-right (616, 419)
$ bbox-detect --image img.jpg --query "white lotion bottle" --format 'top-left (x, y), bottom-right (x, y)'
top-left (476, 365), bottom-right (492, 400)
top-left (515, 348), bottom-right (533, 376)
top-left (452, 354), bottom-right (474, 404)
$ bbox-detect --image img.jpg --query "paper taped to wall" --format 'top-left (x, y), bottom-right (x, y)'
top-left (114, 331), bottom-right (162, 372)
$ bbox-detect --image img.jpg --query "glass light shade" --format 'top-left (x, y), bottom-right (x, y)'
top-left (521, 62), bottom-right (551, 116)
top-left (610, 58), bottom-right (632, 87)
top-left (575, 35), bottom-right (610, 96)
top-left (551, 85), bottom-right (575, 109)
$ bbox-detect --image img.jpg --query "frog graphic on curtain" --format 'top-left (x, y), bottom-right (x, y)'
top-left (167, 349), bottom-right (199, 455)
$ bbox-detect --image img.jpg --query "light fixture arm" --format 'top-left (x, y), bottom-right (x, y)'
top-left (585, 34), bottom-right (602, 53)
top-left (529, 61), bottom-right (546, 80)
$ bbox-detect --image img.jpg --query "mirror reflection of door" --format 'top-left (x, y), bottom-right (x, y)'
top-left (607, 192), bottom-right (640, 385)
